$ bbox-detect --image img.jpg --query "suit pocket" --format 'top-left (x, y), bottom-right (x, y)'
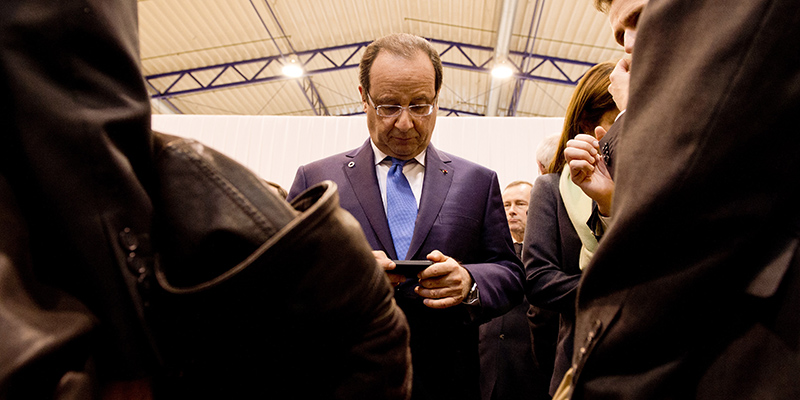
top-left (431, 213), bottom-right (482, 256)
top-left (437, 213), bottom-right (481, 230)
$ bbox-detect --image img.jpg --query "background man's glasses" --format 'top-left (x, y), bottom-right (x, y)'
top-left (367, 93), bottom-right (435, 118)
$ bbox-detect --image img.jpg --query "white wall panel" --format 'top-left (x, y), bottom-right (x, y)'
top-left (152, 115), bottom-right (564, 194)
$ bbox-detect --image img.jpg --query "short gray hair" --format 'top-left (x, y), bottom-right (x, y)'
top-left (536, 133), bottom-right (561, 170)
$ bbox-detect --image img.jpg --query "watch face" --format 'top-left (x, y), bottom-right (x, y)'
top-left (464, 282), bottom-right (479, 305)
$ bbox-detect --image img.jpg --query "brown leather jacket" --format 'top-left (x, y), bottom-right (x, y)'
top-left (0, 0), bottom-right (410, 398)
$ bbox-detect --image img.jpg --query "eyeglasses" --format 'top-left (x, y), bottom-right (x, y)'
top-left (366, 92), bottom-right (436, 118)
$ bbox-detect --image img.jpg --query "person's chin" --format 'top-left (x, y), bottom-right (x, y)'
top-left (390, 143), bottom-right (420, 158)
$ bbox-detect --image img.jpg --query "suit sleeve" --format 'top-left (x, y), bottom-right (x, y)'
top-left (463, 171), bottom-right (525, 321)
top-left (286, 165), bottom-right (309, 202)
top-left (523, 176), bottom-right (580, 315)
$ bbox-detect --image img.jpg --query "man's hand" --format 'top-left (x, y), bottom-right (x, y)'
top-left (609, 56), bottom-right (631, 111)
top-left (374, 250), bottom-right (406, 287)
top-left (564, 132), bottom-right (615, 216)
top-left (415, 250), bottom-right (473, 309)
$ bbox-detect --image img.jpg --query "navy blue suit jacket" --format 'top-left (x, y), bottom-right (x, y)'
top-left (289, 139), bottom-right (524, 400)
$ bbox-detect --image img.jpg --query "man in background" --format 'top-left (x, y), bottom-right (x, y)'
top-left (479, 180), bottom-right (553, 400)
top-left (503, 181), bottom-right (534, 257)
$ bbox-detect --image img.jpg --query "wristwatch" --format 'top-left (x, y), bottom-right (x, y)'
top-left (463, 280), bottom-right (480, 305)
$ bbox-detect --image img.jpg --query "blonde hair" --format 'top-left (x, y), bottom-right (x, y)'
top-left (505, 180), bottom-right (533, 191)
top-left (594, 0), bottom-right (613, 13)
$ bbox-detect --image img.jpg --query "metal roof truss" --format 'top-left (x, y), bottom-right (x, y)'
top-left (146, 38), bottom-right (596, 116)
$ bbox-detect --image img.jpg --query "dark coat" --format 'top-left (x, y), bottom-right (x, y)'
top-left (571, 0), bottom-right (800, 398)
top-left (0, 1), bottom-right (159, 395)
top-left (523, 173), bottom-right (583, 394)
top-left (0, 2), bottom-right (412, 398)
top-left (478, 241), bottom-right (555, 400)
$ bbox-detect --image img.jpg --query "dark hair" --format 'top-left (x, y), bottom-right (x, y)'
top-left (548, 61), bottom-right (618, 174)
top-left (359, 33), bottom-right (443, 98)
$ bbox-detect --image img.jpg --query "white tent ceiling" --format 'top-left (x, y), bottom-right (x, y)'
top-left (139, 0), bottom-right (624, 118)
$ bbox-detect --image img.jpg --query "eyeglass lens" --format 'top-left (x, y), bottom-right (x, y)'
top-left (377, 104), bottom-right (433, 117)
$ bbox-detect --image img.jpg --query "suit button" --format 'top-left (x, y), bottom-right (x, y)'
top-left (119, 227), bottom-right (139, 251)
top-left (589, 319), bottom-right (602, 338)
top-left (580, 319), bottom-right (603, 357)
top-left (585, 319), bottom-right (602, 345)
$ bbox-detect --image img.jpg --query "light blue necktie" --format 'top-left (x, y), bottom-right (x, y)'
top-left (386, 157), bottom-right (418, 260)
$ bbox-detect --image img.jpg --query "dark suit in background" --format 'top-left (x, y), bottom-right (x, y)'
top-left (289, 139), bottom-right (524, 400)
top-left (571, 0), bottom-right (800, 398)
top-left (479, 242), bottom-right (553, 400)
top-left (479, 181), bottom-right (554, 400)
top-left (523, 173), bottom-right (583, 395)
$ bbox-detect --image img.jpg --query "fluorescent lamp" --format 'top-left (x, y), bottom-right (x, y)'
top-left (282, 58), bottom-right (304, 78)
top-left (491, 63), bottom-right (513, 79)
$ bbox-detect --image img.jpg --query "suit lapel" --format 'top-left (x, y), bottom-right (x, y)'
top-left (343, 140), bottom-right (397, 258)
top-left (407, 143), bottom-right (452, 259)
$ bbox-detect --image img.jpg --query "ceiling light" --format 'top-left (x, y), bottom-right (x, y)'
top-left (491, 62), bottom-right (513, 79)
top-left (282, 58), bottom-right (304, 78)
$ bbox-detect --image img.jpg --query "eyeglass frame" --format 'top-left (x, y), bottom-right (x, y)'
top-left (366, 92), bottom-right (437, 118)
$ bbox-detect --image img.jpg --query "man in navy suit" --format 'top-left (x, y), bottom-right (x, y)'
top-left (288, 33), bottom-right (524, 400)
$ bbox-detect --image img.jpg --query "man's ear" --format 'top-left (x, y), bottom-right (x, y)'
top-left (358, 86), bottom-right (368, 113)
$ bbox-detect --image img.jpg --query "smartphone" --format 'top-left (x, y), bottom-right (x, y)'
top-left (391, 260), bottom-right (432, 277)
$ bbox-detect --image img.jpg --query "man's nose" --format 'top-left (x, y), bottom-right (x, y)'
top-left (624, 29), bottom-right (637, 54)
top-left (394, 108), bottom-right (414, 131)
